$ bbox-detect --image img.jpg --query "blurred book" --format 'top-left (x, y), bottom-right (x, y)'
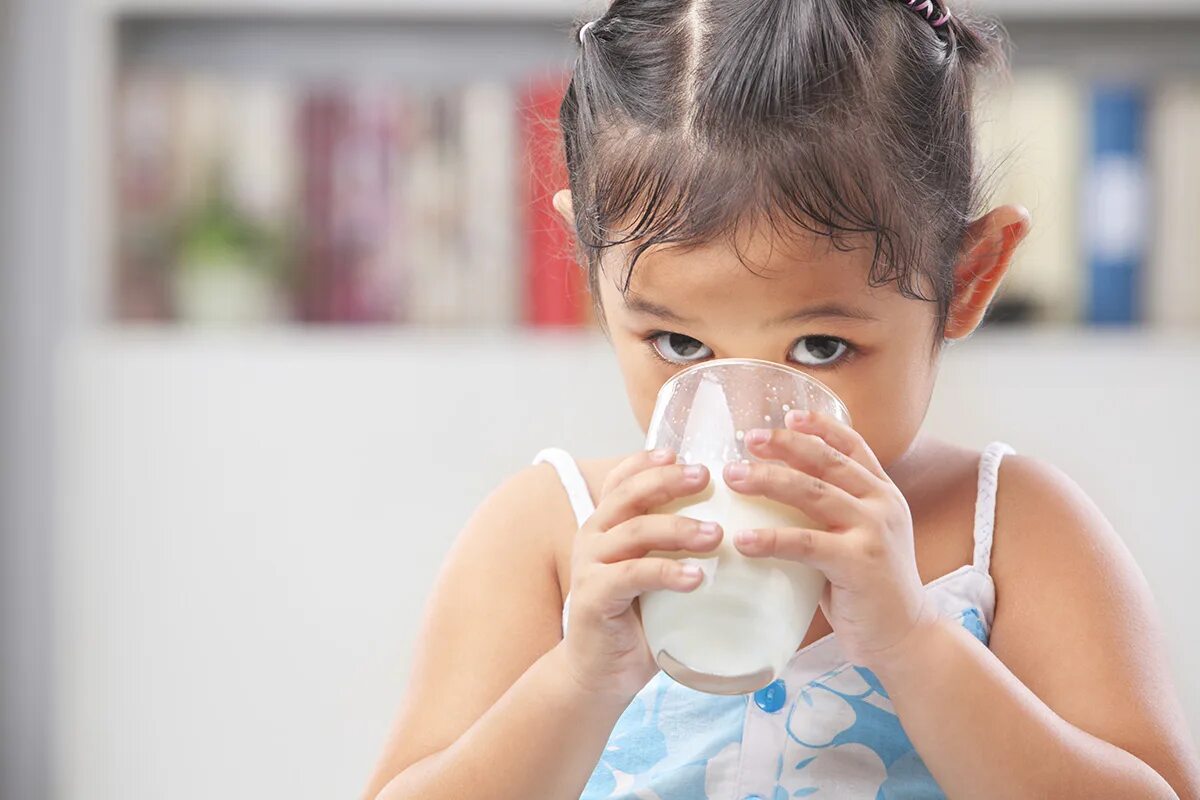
top-left (114, 72), bottom-right (177, 321)
top-left (297, 85), bottom-right (407, 323)
top-left (404, 90), bottom-right (463, 326)
top-left (225, 80), bottom-right (298, 229)
top-left (461, 81), bottom-right (521, 328)
top-left (976, 70), bottom-right (1084, 325)
top-left (1147, 79), bottom-right (1200, 328)
top-left (521, 72), bottom-right (588, 328)
top-left (1084, 84), bottom-right (1149, 326)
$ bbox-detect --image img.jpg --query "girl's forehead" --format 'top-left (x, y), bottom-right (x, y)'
top-left (601, 227), bottom-right (883, 302)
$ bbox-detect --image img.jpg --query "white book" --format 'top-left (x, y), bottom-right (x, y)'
top-left (436, 92), bottom-right (468, 327)
top-left (171, 74), bottom-right (227, 215)
top-left (975, 70), bottom-right (1084, 324)
top-left (224, 78), bottom-right (297, 226)
top-left (1147, 79), bottom-right (1200, 328)
top-left (404, 91), bottom-right (457, 326)
top-left (459, 81), bottom-right (519, 328)
top-left (117, 71), bottom-right (175, 211)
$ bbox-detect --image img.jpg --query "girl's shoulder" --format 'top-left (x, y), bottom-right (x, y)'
top-left (989, 451), bottom-right (1119, 583)
top-left (509, 457), bottom-right (599, 607)
top-left (900, 440), bottom-right (1120, 589)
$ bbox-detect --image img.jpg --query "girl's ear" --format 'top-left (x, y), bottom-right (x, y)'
top-left (552, 189), bottom-right (576, 225)
top-left (943, 204), bottom-right (1033, 340)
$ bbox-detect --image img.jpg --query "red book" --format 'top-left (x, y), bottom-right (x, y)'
top-left (113, 71), bottom-right (177, 321)
top-left (297, 86), bottom-right (405, 323)
top-left (296, 89), bottom-right (343, 322)
top-left (520, 72), bottom-right (586, 328)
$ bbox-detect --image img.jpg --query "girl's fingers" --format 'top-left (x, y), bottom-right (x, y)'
top-left (723, 459), bottom-right (859, 530)
top-left (742, 426), bottom-right (879, 498)
top-left (732, 526), bottom-right (850, 577)
top-left (591, 461), bottom-right (710, 532)
top-left (584, 557), bottom-right (705, 617)
top-left (786, 410), bottom-right (890, 483)
top-left (599, 447), bottom-right (676, 499)
top-left (591, 514), bottom-right (723, 563)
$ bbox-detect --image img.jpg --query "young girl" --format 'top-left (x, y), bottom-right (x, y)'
top-left (364, 0), bottom-right (1200, 797)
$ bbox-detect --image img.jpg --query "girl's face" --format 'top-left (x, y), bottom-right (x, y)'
top-left (575, 207), bottom-right (1029, 474)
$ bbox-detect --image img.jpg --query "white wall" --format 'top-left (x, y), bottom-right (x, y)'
top-left (53, 328), bottom-right (1200, 800)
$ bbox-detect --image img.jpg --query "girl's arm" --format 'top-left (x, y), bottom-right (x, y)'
top-left (873, 455), bottom-right (1200, 799)
top-left (371, 643), bottom-right (626, 799)
top-left (361, 464), bottom-right (623, 800)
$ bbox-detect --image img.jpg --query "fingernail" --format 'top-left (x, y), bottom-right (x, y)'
top-left (726, 463), bottom-right (750, 481)
top-left (745, 429), bottom-right (770, 445)
top-left (786, 409), bottom-right (811, 427)
top-left (683, 465), bottom-right (706, 481)
top-left (698, 521), bottom-right (721, 537)
top-left (735, 529), bottom-right (758, 546)
top-left (680, 565), bottom-right (703, 579)
top-left (650, 447), bottom-right (673, 462)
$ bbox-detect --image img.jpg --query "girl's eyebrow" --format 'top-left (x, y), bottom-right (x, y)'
top-left (773, 304), bottom-right (880, 324)
top-left (624, 293), bottom-right (879, 325)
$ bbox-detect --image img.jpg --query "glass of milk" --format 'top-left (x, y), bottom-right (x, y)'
top-left (639, 358), bottom-right (852, 695)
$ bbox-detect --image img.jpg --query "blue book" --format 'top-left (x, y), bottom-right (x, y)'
top-left (1085, 85), bottom-right (1148, 325)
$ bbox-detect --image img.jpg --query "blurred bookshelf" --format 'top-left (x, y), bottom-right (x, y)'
top-left (76, 0), bottom-right (1200, 334)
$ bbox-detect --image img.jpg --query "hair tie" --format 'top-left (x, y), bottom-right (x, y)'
top-left (902, 0), bottom-right (953, 30)
top-left (579, 19), bottom-right (598, 44)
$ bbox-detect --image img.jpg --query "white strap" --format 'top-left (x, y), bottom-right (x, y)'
top-left (973, 441), bottom-right (1016, 575)
top-left (531, 447), bottom-right (596, 529)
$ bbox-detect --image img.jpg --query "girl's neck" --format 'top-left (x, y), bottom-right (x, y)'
top-left (885, 432), bottom-right (949, 499)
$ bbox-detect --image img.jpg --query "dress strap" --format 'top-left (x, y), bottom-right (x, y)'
top-left (532, 448), bottom-right (596, 529)
top-left (973, 442), bottom-right (1016, 575)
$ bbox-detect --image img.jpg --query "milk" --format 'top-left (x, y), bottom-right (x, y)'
top-left (639, 468), bottom-right (827, 695)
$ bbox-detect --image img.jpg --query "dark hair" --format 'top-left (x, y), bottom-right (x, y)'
top-left (558, 0), bottom-right (1010, 346)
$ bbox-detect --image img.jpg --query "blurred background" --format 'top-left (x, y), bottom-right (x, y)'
top-left (1, 0), bottom-right (1199, 798)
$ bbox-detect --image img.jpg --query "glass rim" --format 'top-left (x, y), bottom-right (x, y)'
top-left (659, 357), bottom-right (852, 426)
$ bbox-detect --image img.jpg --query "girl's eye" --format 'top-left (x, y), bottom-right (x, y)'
top-left (647, 332), bottom-right (713, 365)
top-left (790, 336), bottom-right (851, 367)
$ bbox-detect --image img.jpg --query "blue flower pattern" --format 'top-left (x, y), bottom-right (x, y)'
top-left (582, 669), bottom-right (748, 798)
top-left (580, 608), bottom-right (989, 799)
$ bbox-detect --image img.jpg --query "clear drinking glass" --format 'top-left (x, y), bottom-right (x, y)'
top-left (639, 358), bottom-right (852, 695)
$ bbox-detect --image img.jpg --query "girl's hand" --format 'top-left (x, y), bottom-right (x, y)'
top-left (722, 409), bottom-right (936, 671)
top-left (561, 449), bottom-right (723, 705)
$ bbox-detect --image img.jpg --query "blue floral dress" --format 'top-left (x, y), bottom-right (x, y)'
top-left (532, 442), bottom-right (1014, 799)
